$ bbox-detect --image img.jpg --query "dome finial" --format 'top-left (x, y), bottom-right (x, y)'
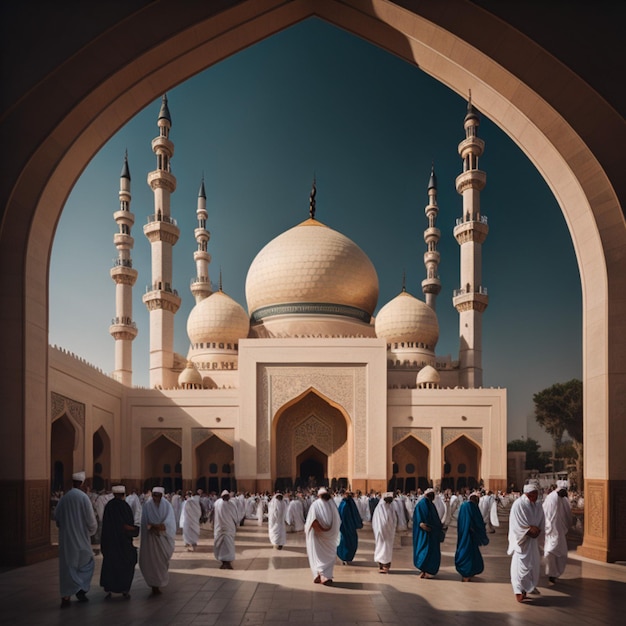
top-left (427, 161), bottom-right (437, 190)
top-left (402, 269), bottom-right (407, 293)
top-left (219, 267), bottom-right (223, 292)
top-left (309, 175), bottom-right (317, 220)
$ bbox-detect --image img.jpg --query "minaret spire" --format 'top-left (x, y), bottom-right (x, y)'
top-left (190, 175), bottom-right (212, 303)
top-left (110, 151), bottom-right (138, 386)
top-left (309, 176), bottom-right (316, 220)
top-left (142, 94), bottom-right (181, 389)
top-left (453, 93), bottom-right (489, 388)
top-left (422, 162), bottom-right (442, 309)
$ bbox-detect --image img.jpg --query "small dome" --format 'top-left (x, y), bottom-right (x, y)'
top-left (178, 362), bottom-right (203, 387)
top-left (245, 218), bottom-right (379, 322)
top-left (417, 365), bottom-right (440, 386)
top-left (375, 291), bottom-right (439, 348)
top-left (187, 290), bottom-right (250, 346)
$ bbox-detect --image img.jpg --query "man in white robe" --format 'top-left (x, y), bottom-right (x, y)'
top-left (286, 492), bottom-right (306, 532)
top-left (268, 492), bottom-right (288, 549)
top-left (304, 487), bottom-right (341, 585)
top-left (125, 489), bottom-right (142, 526)
top-left (543, 480), bottom-right (572, 583)
top-left (54, 471), bottom-right (98, 608)
top-left (138, 486), bottom-right (176, 595)
top-left (180, 491), bottom-right (202, 551)
top-left (479, 491), bottom-right (498, 533)
top-left (213, 490), bottom-right (239, 569)
top-left (372, 492), bottom-right (398, 573)
top-left (392, 492), bottom-right (409, 532)
top-left (507, 484), bottom-right (545, 602)
top-left (171, 490), bottom-right (183, 532)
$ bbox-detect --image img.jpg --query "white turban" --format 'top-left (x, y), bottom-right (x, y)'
top-left (221, 490), bottom-right (230, 497)
top-left (72, 471), bottom-right (86, 483)
top-left (152, 486), bottom-right (165, 494)
top-left (112, 485), bottom-right (126, 494)
top-left (317, 487), bottom-right (328, 495)
top-left (556, 480), bottom-right (568, 489)
top-left (423, 488), bottom-right (435, 495)
top-left (523, 484), bottom-right (538, 494)
top-left (382, 492), bottom-right (393, 499)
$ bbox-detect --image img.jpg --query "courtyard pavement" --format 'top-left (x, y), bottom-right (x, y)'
top-left (1, 511), bottom-right (625, 625)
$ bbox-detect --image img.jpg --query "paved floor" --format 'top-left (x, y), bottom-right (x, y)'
top-left (2, 514), bottom-right (626, 625)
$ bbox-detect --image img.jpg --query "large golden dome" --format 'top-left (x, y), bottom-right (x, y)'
top-left (245, 218), bottom-right (379, 328)
top-left (375, 290), bottom-right (439, 348)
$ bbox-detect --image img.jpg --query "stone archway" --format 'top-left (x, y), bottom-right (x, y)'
top-left (274, 388), bottom-right (350, 489)
top-left (1, 1), bottom-right (624, 564)
top-left (443, 435), bottom-right (481, 492)
top-left (392, 435), bottom-right (430, 493)
top-left (143, 434), bottom-right (182, 493)
top-left (195, 434), bottom-right (235, 494)
top-left (92, 427), bottom-right (111, 492)
top-left (51, 415), bottom-right (76, 493)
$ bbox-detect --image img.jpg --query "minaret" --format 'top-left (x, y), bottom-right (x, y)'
top-left (421, 164), bottom-right (442, 309)
top-left (142, 94), bottom-right (181, 388)
top-left (109, 152), bottom-right (138, 386)
top-left (190, 177), bottom-right (212, 303)
top-left (453, 92), bottom-right (489, 388)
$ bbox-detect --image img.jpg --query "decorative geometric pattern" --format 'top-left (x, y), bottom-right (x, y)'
top-left (393, 427), bottom-right (431, 447)
top-left (141, 428), bottom-right (182, 447)
top-left (51, 392), bottom-right (85, 427)
top-left (587, 482), bottom-right (605, 538)
top-left (192, 427), bottom-right (234, 447)
top-left (442, 427), bottom-right (482, 447)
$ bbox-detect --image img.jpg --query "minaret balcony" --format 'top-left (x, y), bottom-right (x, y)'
top-left (421, 277), bottom-right (442, 294)
top-left (113, 233), bottom-right (134, 247)
top-left (452, 287), bottom-right (489, 312)
top-left (144, 217), bottom-right (180, 245)
top-left (453, 218), bottom-right (489, 244)
top-left (193, 250), bottom-right (211, 263)
top-left (423, 226), bottom-right (440, 243)
top-left (423, 250), bottom-right (440, 264)
top-left (194, 227), bottom-right (210, 242)
top-left (151, 135), bottom-right (174, 156)
top-left (457, 136), bottom-right (485, 158)
top-left (147, 169), bottom-right (177, 192)
top-left (143, 283), bottom-right (181, 313)
top-left (110, 264), bottom-right (138, 285)
top-left (455, 170), bottom-right (486, 192)
top-left (109, 317), bottom-right (138, 340)
top-left (113, 210), bottom-right (135, 225)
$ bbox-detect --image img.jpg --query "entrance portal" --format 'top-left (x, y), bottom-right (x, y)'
top-left (297, 446), bottom-right (327, 489)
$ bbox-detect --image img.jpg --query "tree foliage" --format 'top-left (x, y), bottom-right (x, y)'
top-left (533, 379), bottom-right (582, 444)
top-left (507, 437), bottom-right (550, 472)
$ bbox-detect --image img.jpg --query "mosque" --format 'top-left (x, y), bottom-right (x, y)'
top-left (49, 95), bottom-right (506, 496)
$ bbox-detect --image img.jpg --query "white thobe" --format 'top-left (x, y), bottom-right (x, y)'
top-left (372, 501), bottom-right (398, 564)
top-left (213, 498), bottom-right (239, 562)
top-left (392, 497), bottom-right (409, 531)
top-left (138, 497), bottom-right (176, 588)
top-left (304, 498), bottom-right (341, 579)
top-left (286, 498), bottom-right (306, 532)
top-left (54, 488), bottom-right (98, 597)
top-left (543, 491), bottom-right (572, 578)
top-left (507, 494), bottom-right (545, 594)
top-left (357, 495), bottom-right (371, 522)
top-left (180, 496), bottom-right (202, 546)
top-left (125, 493), bottom-right (142, 526)
top-left (171, 493), bottom-right (183, 530)
top-left (268, 497), bottom-right (288, 547)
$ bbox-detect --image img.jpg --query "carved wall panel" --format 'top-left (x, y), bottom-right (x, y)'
top-left (141, 428), bottom-right (182, 447)
top-left (442, 427), bottom-right (482, 447)
top-left (393, 427), bottom-right (431, 447)
top-left (51, 392), bottom-right (85, 427)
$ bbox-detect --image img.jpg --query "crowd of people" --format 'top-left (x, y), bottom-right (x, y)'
top-left (53, 473), bottom-right (579, 608)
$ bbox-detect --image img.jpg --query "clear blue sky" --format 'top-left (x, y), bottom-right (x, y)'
top-left (50, 18), bottom-right (581, 442)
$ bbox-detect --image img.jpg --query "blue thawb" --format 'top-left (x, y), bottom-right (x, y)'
top-left (454, 498), bottom-right (489, 579)
top-left (337, 495), bottom-right (363, 563)
top-left (412, 493), bottom-right (445, 575)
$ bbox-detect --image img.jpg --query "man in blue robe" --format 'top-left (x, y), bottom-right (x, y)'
top-left (337, 492), bottom-right (363, 564)
top-left (455, 492), bottom-right (489, 581)
top-left (412, 488), bottom-right (445, 578)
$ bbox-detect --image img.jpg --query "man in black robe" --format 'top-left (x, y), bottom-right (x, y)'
top-left (100, 485), bottom-right (139, 599)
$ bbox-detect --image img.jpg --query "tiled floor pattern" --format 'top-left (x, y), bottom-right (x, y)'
top-left (1, 515), bottom-right (625, 625)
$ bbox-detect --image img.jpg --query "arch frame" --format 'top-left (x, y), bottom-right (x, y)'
top-left (0, 0), bottom-right (624, 564)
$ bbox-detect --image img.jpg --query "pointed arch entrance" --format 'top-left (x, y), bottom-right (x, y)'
top-left (143, 434), bottom-right (182, 493)
top-left (92, 427), bottom-right (110, 492)
top-left (51, 415), bottom-right (76, 493)
top-left (392, 435), bottom-right (430, 493)
top-left (273, 388), bottom-right (350, 491)
top-left (443, 435), bottom-right (481, 492)
top-left (195, 434), bottom-right (235, 494)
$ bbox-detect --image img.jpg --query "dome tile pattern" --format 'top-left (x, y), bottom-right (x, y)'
top-left (245, 219), bottom-right (379, 319)
top-left (187, 290), bottom-right (250, 345)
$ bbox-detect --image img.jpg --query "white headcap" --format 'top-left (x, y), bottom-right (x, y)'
top-left (221, 490), bottom-right (230, 497)
top-left (72, 471), bottom-right (86, 483)
top-left (556, 480), bottom-right (568, 490)
top-left (152, 486), bottom-right (165, 494)
top-left (523, 484), bottom-right (538, 494)
top-left (317, 487), bottom-right (328, 495)
top-left (382, 492), bottom-right (393, 499)
top-left (112, 485), bottom-right (126, 494)
top-left (423, 488), bottom-right (435, 495)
